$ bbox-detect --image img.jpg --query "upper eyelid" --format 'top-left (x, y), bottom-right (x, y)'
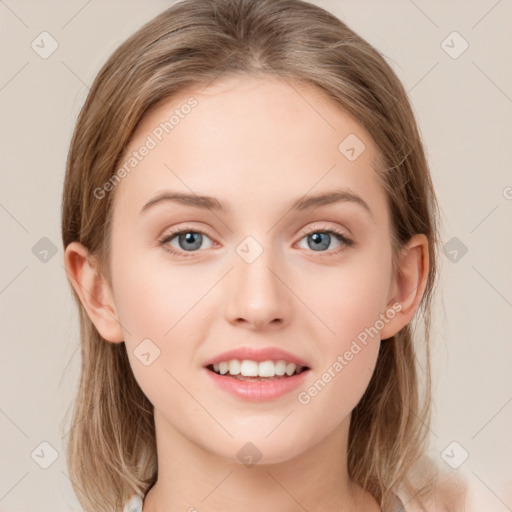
top-left (159, 222), bottom-right (352, 247)
top-left (300, 221), bottom-right (349, 234)
top-left (166, 218), bottom-right (349, 233)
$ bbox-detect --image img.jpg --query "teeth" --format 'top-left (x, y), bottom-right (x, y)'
top-left (229, 360), bottom-right (241, 375)
top-left (241, 360), bottom-right (259, 377)
top-left (219, 361), bottom-right (229, 375)
top-left (210, 359), bottom-right (305, 377)
top-left (258, 360), bottom-right (275, 377)
top-left (285, 363), bottom-right (297, 376)
top-left (275, 360), bottom-right (286, 376)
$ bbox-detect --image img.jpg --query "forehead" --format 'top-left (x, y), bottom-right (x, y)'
top-left (112, 74), bottom-right (387, 222)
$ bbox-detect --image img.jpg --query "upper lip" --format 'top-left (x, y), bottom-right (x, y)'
top-left (203, 347), bottom-right (310, 368)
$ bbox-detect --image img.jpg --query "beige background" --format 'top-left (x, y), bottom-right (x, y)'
top-left (1, 1), bottom-right (511, 510)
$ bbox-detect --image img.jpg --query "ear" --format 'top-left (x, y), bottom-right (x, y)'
top-left (379, 233), bottom-right (430, 341)
top-left (63, 241), bottom-right (124, 343)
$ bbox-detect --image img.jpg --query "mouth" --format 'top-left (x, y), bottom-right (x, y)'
top-left (203, 357), bottom-right (311, 401)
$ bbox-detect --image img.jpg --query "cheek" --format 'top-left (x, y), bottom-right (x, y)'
top-left (297, 273), bottom-right (385, 427)
top-left (112, 263), bottom-right (203, 410)
top-left (302, 251), bottom-right (392, 344)
top-left (295, 248), bottom-right (391, 405)
top-left (111, 254), bottom-right (214, 387)
top-left (112, 250), bottom-right (205, 339)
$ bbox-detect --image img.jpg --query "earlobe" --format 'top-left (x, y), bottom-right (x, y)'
top-left (379, 234), bottom-right (430, 341)
top-left (63, 241), bottom-right (124, 343)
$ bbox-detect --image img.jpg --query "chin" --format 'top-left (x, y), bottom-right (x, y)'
top-left (210, 436), bottom-right (307, 467)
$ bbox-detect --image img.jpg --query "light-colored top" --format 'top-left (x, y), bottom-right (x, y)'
top-left (123, 492), bottom-right (406, 511)
top-left (123, 494), bottom-right (143, 512)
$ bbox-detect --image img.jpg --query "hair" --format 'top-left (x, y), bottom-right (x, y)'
top-left (60, 1), bottom-right (467, 511)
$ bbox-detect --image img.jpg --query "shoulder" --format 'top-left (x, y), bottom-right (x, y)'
top-left (399, 469), bottom-right (468, 512)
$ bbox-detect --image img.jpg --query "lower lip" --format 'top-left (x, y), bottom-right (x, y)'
top-left (203, 367), bottom-right (310, 402)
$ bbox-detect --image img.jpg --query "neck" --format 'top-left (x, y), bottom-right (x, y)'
top-left (142, 410), bottom-right (380, 512)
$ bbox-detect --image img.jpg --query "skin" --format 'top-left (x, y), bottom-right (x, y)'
top-left (65, 75), bottom-right (429, 512)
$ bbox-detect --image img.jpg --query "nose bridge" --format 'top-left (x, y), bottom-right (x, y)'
top-left (224, 236), bottom-right (292, 329)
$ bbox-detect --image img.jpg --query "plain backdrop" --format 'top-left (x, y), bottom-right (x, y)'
top-left (1, 1), bottom-right (511, 510)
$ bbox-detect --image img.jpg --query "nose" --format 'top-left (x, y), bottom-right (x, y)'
top-left (224, 248), bottom-right (293, 331)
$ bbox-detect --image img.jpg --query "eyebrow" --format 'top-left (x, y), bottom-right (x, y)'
top-left (140, 188), bottom-right (373, 218)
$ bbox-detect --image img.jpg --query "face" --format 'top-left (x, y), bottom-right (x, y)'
top-left (104, 75), bottom-right (399, 464)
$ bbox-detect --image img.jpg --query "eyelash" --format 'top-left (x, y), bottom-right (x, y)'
top-left (157, 224), bottom-right (354, 258)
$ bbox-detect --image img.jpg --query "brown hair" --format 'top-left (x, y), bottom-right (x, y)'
top-left (61, 0), bottom-right (465, 510)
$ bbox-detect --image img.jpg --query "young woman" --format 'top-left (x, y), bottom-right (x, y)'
top-left (61, 0), bottom-right (466, 510)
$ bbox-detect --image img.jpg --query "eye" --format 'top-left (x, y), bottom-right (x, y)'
top-left (158, 227), bottom-right (215, 257)
top-left (296, 225), bottom-right (354, 255)
top-left (157, 224), bottom-right (354, 258)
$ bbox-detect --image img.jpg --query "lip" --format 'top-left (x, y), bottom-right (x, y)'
top-left (203, 346), bottom-right (311, 368)
top-left (203, 366), bottom-right (310, 402)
